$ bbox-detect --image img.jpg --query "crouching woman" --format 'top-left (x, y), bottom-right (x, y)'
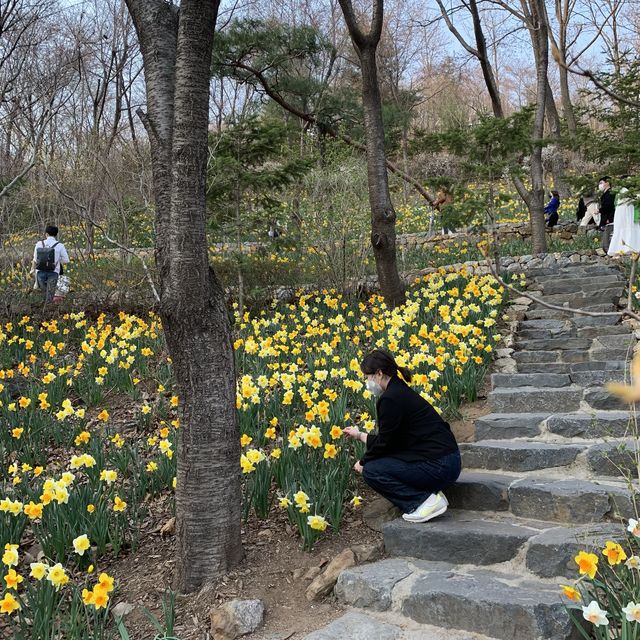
top-left (344, 349), bottom-right (461, 523)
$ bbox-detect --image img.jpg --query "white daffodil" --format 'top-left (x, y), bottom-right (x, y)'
top-left (582, 601), bottom-right (609, 627)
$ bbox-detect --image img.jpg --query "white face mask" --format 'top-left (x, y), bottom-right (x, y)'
top-left (598, 182), bottom-right (606, 192)
top-left (366, 378), bottom-right (384, 397)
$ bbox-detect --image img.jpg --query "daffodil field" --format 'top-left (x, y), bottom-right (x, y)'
top-left (0, 266), bottom-right (506, 636)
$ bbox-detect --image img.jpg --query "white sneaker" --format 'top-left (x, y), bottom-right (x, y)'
top-left (438, 491), bottom-right (449, 506)
top-left (402, 492), bottom-right (448, 523)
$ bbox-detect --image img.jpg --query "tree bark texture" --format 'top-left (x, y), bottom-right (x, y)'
top-left (338, 0), bottom-right (405, 308)
top-left (125, 0), bottom-right (243, 593)
top-left (468, 0), bottom-right (504, 118)
top-left (358, 44), bottom-right (405, 308)
top-left (528, 0), bottom-right (549, 254)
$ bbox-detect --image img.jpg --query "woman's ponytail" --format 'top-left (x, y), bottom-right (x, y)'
top-left (398, 365), bottom-right (412, 383)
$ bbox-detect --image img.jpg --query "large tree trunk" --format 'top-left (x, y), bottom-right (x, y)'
top-left (338, 0), bottom-right (405, 308)
top-left (529, 0), bottom-right (549, 254)
top-left (125, 0), bottom-right (243, 593)
top-left (358, 44), bottom-right (405, 307)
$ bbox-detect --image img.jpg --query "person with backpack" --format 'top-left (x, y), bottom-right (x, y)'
top-left (343, 349), bottom-right (461, 523)
top-left (32, 225), bottom-right (69, 302)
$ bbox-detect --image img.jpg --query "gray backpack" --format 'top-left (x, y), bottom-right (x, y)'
top-left (35, 241), bottom-right (59, 272)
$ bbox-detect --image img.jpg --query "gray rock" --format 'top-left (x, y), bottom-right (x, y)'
top-left (335, 558), bottom-right (412, 611)
top-left (491, 373), bottom-right (571, 388)
top-left (383, 515), bottom-right (533, 565)
top-left (594, 333), bottom-right (636, 349)
top-left (111, 602), bottom-right (135, 621)
top-left (516, 362), bottom-right (570, 373)
top-left (569, 369), bottom-right (627, 386)
top-left (488, 386), bottom-right (582, 413)
top-left (587, 441), bottom-right (638, 477)
top-left (474, 413), bottom-right (546, 440)
top-left (210, 599), bottom-right (264, 640)
top-left (304, 612), bottom-right (401, 640)
top-left (584, 388), bottom-right (628, 411)
top-left (460, 441), bottom-right (584, 472)
top-left (546, 411), bottom-right (632, 438)
top-left (446, 472), bottom-right (511, 512)
top-left (526, 524), bottom-right (624, 578)
top-left (400, 565), bottom-right (578, 640)
top-left (570, 360), bottom-right (627, 371)
top-left (574, 314), bottom-right (621, 328)
top-left (509, 478), bottom-right (614, 523)
top-left (590, 347), bottom-right (634, 361)
top-left (512, 350), bottom-right (560, 364)
top-left (561, 349), bottom-right (592, 363)
top-left (514, 337), bottom-right (591, 351)
top-left (363, 497), bottom-right (402, 533)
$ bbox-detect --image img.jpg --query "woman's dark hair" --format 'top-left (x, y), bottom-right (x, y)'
top-left (551, 190), bottom-right (559, 198)
top-left (360, 349), bottom-right (412, 383)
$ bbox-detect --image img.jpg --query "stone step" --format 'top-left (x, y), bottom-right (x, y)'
top-left (574, 314), bottom-right (621, 328)
top-left (546, 411), bottom-right (633, 438)
top-left (540, 276), bottom-right (624, 295)
top-left (512, 350), bottom-right (560, 364)
top-left (474, 413), bottom-right (547, 440)
top-left (586, 440), bottom-right (639, 477)
top-left (491, 373), bottom-right (571, 389)
top-left (594, 333), bottom-right (635, 347)
top-left (583, 387), bottom-right (629, 411)
top-left (525, 304), bottom-right (617, 320)
top-left (514, 337), bottom-right (592, 352)
top-left (488, 386), bottom-right (582, 413)
top-left (383, 511), bottom-right (539, 566)
top-left (577, 324), bottom-right (631, 339)
top-left (569, 368), bottom-right (627, 386)
top-left (570, 360), bottom-right (628, 372)
top-left (525, 522), bottom-right (625, 578)
top-left (460, 441), bottom-right (584, 472)
top-left (446, 471), bottom-right (633, 523)
top-left (382, 511), bottom-right (624, 580)
top-left (518, 327), bottom-right (575, 340)
top-left (516, 362), bottom-right (570, 374)
top-left (590, 347), bottom-right (633, 361)
top-left (335, 559), bottom-right (579, 640)
top-left (530, 287), bottom-right (624, 307)
top-left (304, 610), bottom-right (499, 640)
top-left (531, 265), bottom-right (621, 279)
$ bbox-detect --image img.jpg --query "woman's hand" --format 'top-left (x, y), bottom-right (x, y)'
top-left (344, 426), bottom-right (366, 443)
top-left (353, 461), bottom-right (363, 474)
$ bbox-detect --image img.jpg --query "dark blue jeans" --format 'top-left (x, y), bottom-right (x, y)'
top-left (362, 451), bottom-right (462, 514)
top-left (37, 271), bottom-right (58, 302)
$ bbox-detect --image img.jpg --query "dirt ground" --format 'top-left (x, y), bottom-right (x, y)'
top-left (110, 485), bottom-right (384, 640)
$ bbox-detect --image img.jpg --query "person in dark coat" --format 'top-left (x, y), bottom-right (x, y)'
top-left (576, 194), bottom-right (587, 222)
top-left (598, 176), bottom-right (615, 230)
top-left (545, 190), bottom-right (560, 228)
top-left (343, 349), bottom-right (461, 523)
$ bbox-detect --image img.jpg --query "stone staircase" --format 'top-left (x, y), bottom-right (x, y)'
top-left (306, 262), bottom-right (640, 640)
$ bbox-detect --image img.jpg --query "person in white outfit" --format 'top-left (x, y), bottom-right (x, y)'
top-left (608, 188), bottom-right (640, 256)
top-left (32, 225), bottom-right (70, 302)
